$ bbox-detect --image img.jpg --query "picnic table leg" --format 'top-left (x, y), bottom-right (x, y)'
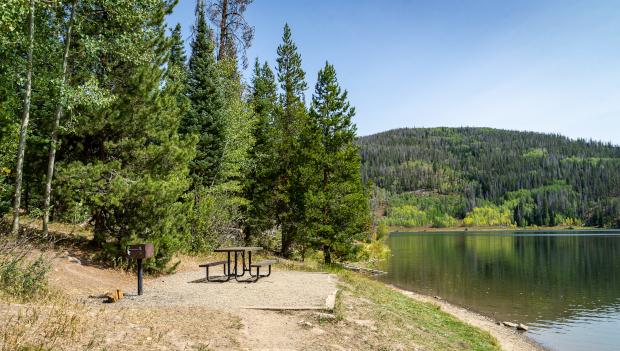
top-left (239, 251), bottom-right (247, 277)
top-left (241, 251), bottom-right (246, 274)
top-left (234, 251), bottom-right (238, 276)
top-left (247, 251), bottom-right (252, 273)
top-left (227, 252), bottom-right (231, 276)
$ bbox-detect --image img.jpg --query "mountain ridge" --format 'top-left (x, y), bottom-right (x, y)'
top-left (358, 127), bottom-right (620, 227)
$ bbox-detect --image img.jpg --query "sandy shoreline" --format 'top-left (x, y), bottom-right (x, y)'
top-left (389, 285), bottom-right (546, 351)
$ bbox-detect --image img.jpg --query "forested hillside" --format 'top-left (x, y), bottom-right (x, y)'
top-left (359, 127), bottom-right (620, 228)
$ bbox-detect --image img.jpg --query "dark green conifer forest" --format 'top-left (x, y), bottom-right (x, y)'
top-left (359, 127), bottom-right (620, 228)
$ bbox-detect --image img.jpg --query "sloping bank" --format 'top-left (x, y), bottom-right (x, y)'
top-left (389, 285), bottom-right (544, 351)
top-left (284, 259), bottom-right (541, 350)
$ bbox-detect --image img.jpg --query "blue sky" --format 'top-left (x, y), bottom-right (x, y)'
top-left (167, 0), bottom-right (620, 143)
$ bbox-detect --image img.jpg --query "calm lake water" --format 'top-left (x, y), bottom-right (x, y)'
top-left (382, 231), bottom-right (620, 351)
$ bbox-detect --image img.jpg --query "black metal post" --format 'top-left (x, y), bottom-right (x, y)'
top-left (137, 258), bottom-right (143, 295)
top-left (234, 251), bottom-right (238, 275)
top-left (227, 251), bottom-right (231, 276)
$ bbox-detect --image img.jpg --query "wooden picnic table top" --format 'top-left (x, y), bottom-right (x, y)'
top-left (213, 246), bottom-right (263, 252)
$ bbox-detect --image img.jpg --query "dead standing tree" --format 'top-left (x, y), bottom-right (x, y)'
top-left (208, 0), bottom-right (254, 67)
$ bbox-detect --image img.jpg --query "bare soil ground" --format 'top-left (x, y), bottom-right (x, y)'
top-left (113, 270), bottom-right (337, 310)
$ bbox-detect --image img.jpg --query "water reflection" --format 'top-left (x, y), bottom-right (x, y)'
top-left (383, 232), bottom-right (620, 351)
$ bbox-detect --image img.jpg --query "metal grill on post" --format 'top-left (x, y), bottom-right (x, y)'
top-left (126, 243), bottom-right (154, 295)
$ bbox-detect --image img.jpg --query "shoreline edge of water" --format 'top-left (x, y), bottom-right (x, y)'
top-left (387, 284), bottom-right (547, 351)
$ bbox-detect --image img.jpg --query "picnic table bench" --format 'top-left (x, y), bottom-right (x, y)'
top-left (199, 260), bottom-right (228, 282)
top-left (249, 259), bottom-right (277, 282)
top-left (199, 246), bottom-right (276, 282)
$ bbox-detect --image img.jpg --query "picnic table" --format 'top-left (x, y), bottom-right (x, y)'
top-left (214, 246), bottom-right (262, 280)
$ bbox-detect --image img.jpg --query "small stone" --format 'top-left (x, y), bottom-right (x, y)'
top-left (298, 321), bottom-right (313, 328)
top-left (315, 312), bottom-right (336, 321)
top-left (433, 296), bottom-right (442, 300)
top-left (502, 321), bottom-right (518, 328)
top-left (517, 323), bottom-right (529, 331)
top-left (68, 256), bottom-right (81, 264)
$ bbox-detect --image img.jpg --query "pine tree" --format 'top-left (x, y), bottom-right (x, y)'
top-left (54, 0), bottom-right (194, 270)
top-left (304, 62), bottom-right (370, 263)
top-left (169, 23), bottom-right (187, 68)
top-left (242, 58), bottom-right (278, 243)
top-left (273, 24), bottom-right (308, 257)
top-left (168, 22), bottom-right (190, 118)
top-left (181, 1), bottom-right (225, 188)
top-left (181, 2), bottom-right (254, 250)
top-left (276, 23), bottom-right (307, 136)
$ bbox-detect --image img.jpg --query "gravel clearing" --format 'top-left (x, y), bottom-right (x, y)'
top-left (114, 269), bottom-right (338, 311)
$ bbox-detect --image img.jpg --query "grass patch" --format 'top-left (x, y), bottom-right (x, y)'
top-left (337, 270), bottom-right (500, 350)
top-left (0, 292), bottom-right (104, 351)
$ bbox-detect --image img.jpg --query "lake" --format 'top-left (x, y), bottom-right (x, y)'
top-left (382, 231), bottom-right (620, 351)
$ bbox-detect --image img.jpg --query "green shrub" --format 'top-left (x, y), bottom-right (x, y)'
top-left (431, 213), bottom-right (458, 228)
top-left (375, 221), bottom-right (389, 240)
top-left (384, 205), bottom-right (430, 227)
top-left (383, 204), bottom-right (459, 228)
top-left (463, 206), bottom-right (514, 227)
top-left (357, 238), bottom-right (391, 269)
top-left (0, 238), bottom-right (49, 299)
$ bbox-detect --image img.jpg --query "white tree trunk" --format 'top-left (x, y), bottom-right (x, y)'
top-left (43, 1), bottom-right (76, 236)
top-left (11, 0), bottom-right (36, 235)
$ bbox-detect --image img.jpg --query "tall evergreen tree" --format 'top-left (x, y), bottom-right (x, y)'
top-left (242, 58), bottom-right (278, 243)
top-left (168, 22), bottom-right (190, 117)
top-left (54, 0), bottom-right (194, 270)
top-left (303, 62), bottom-right (370, 263)
top-left (169, 23), bottom-right (187, 68)
top-left (181, 2), bottom-right (254, 250)
top-left (273, 24), bottom-right (308, 257)
top-left (181, 0), bottom-right (225, 188)
top-left (276, 23), bottom-right (307, 135)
